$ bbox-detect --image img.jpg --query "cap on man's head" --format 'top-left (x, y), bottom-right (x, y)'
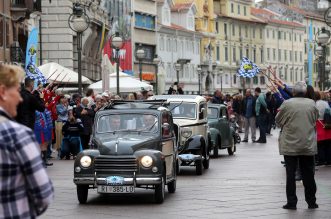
top-left (293, 81), bottom-right (307, 95)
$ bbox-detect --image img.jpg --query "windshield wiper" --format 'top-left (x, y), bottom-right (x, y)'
top-left (169, 101), bottom-right (183, 112)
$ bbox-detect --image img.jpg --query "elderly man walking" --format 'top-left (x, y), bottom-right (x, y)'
top-left (276, 82), bottom-right (319, 210)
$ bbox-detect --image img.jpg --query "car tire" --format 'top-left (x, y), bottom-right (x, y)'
top-left (155, 175), bottom-right (165, 204)
top-left (213, 137), bottom-right (220, 157)
top-left (167, 166), bottom-right (176, 193)
top-left (203, 150), bottom-right (210, 170)
top-left (176, 160), bottom-right (180, 175)
top-left (227, 138), bottom-right (235, 156)
top-left (196, 159), bottom-right (203, 175)
top-left (236, 134), bottom-right (241, 144)
top-left (77, 185), bottom-right (88, 204)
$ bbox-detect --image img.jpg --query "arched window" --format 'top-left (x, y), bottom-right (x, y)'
top-left (260, 76), bottom-right (265, 85)
top-left (233, 75), bottom-right (237, 84)
top-left (253, 76), bottom-right (258, 84)
top-left (225, 74), bottom-right (229, 84)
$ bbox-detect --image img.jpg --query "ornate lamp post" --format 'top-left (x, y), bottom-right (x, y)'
top-left (315, 27), bottom-right (331, 90)
top-left (153, 54), bottom-right (161, 94)
top-left (136, 45), bottom-right (146, 81)
top-left (174, 63), bottom-right (181, 85)
top-left (111, 32), bottom-right (124, 95)
top-left (196, 67), bottom-right (202, 95)
top-left (68, 2), bottom-right (90, 95)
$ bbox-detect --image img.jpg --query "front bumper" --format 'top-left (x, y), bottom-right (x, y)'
top-left (178, 154), bottom-right (201, 162)
top-left (73, 176), bottom-right (161, 186)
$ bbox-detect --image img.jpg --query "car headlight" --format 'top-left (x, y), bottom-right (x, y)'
top-left (80, 156), bottom-right (92, 168)
top-left (181, 127), bottom-right (192, 138)
top-left (140, 155), bottom-right (153, 168)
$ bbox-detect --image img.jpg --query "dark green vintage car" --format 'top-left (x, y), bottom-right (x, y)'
top-left (207, 104), bottom-right (236, 157)
top-left (73, 101), bottom-right (177, 204)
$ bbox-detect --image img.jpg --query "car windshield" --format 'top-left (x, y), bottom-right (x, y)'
top-left (97, 113), bottom-right (159, 133)
top-left (207, 107), bottom-right (218, 119)
top-left (170, 102), bottom-right (196, 119)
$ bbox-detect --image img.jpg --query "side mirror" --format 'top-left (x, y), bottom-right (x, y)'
top-left (162, 123), bottom-right (171, 138)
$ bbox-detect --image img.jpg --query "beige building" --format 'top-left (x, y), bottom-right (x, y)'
top-left (213, 0), bottom-right (266, 93)
top-left (252, 8), bottom-right (305, 87)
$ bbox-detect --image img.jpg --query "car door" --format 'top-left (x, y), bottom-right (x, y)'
top-left (161, 111), bottom-right (175, 179)
top-left (219, 107), bottom-right (231, 146)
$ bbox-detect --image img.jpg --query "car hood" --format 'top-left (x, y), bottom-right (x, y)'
top-left (95, 133), bottom-right (159, 155)
top-left (173, 118), bottom-right (199, 127)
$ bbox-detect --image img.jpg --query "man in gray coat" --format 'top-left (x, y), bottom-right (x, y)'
top-left (276, 81), bottom-right (319, 210)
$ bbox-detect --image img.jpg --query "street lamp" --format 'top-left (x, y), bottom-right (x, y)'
top-left (197, 67), bottom-right (202, 95)
top-left (315, 27), bottom-right (331, 91)
top-left (174, 63), bottom-right (181, 85)
top-left (68, 3), bottom-right (90, 95)
top-left (216, 63), bottom-right (222, 92)
top-left (111, 32), bottom-right (124, 95)
top-left (136, 45), bottom-right (145, 81)
top-left (153, 54), bottom-right (161, 95)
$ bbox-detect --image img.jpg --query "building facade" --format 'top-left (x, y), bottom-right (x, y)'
top-left (156, 0), bottom-right (202, 94)
top-left (40, 0), bottom-right (109, 81)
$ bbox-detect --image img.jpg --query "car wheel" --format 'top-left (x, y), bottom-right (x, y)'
top-left (236, 134), bottom-right (241, 144)
top-left (213, 137), bottom-right (220, 157)
top-left (155, 174), bottom-right (165, 204)
top-left (227, 138), bottom-right (235, 156)
top-left (196, 159), bottom-right (203, 175)
top-left (176, 160), bottom-right (180, 175)
top-left (77, 185), bottom-right (88, 204)
top-left (203, 149), bottom-right (210, 170)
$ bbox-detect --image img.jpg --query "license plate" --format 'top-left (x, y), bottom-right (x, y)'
top-left (97, 185), bottom-right (135, 193)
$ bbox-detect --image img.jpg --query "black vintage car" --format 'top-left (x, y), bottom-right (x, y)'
top-left (73, 101), bottom-right (178, 204)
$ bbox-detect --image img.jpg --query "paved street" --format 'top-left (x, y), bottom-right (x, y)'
top-left (41, 130), bottom-right (331, 219)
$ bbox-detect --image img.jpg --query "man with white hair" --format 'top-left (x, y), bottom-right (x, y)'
top-left (276, 81), bottom-right (319, 210)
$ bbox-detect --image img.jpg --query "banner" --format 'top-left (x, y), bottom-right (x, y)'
top-left (25, 27), bottom-right (47, 85)
top-left (237, 57), bottom-right (260, 78)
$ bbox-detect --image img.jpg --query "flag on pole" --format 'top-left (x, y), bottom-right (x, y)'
top-left (237, 57), bottom-right (260, 78)
top-left (25, 27), bottom-right (47, 85)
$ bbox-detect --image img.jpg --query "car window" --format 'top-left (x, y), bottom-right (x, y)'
top-left (170, 102), bottom-right (196, 119)
top-left (199, 103), bottom-right (207, 120)
top-left (207, 107), bottom-right (218, 119)
top-left (97, 113), bottom-right (159, 133)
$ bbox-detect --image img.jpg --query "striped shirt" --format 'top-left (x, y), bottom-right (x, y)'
top-left (0, 111), bottom-right (54, 219)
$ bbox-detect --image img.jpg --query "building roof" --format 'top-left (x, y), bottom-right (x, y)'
top-left (288, 6), bottom-right (324, 20)
top-left (158, 22), bottom-right (197, 34)
top-left (251, 7), bottom-right (304, 28)
top-left (171, 2), bottom-right (193, 12)
top-left (218, 14), bottom-right (267, 24)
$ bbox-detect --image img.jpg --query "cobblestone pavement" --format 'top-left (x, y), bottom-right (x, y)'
top-left (41, 130), bottom-right (331, 219)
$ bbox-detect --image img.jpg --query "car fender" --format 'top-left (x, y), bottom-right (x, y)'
top-left (74, 149), bottom-right (100, 176)
top-left (183, 135), bottom-right (207, 152)
top-left (209, 127), bottom-right (220, 148)
top-left (134, 149), bottom-right (165, 173)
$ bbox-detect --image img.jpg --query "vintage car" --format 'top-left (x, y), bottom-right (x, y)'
top-left (207, 103), bottom-right (236, 156)
top-left (149, 95), bottom-right (210, 175)
top-left (73, 101), bottom-right (177, 204)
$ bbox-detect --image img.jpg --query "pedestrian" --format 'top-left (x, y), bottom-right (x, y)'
top-left (74, 97), bottom-right (94, 150)
top-left (276, 81), bottom-right (319, 210)
top-left (242, 89), bottom-right (257, 143)
top-left (55, 95), bottom-right (69, 156)
top-left (232, 94), bottom-right (243, 133)
top-left (86, 88), bottom-right (95, 108)
top-left (16, 77), bottom-right (45, 129)
top-left (315, 91), bottom-right (331, 166)
top-left (211, 90), bottom-right (224, 104)
top-left (255, 87), bottom-right (268, 143)
top-left (0, 64), bottom-right (54, 218)
top-left (61, 108), bottom-right (84, 159)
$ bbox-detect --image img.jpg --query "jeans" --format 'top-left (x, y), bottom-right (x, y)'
top-left (244, 117), bottom-right (256, 141)
top-left (61, 136), bottom-right (82, 159)
top-left (284, 155), bottom-right (317, 206)
top-left (257, 114), bottom-right (268, 142)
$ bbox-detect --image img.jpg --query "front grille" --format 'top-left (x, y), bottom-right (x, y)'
top-left (94, 156), bottom-right (138, 174)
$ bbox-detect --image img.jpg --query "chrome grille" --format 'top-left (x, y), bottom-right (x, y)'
top-left (94, 156), bottom-right (138, 173)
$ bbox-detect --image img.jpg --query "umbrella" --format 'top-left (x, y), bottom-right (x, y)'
top-left (88, 73), bottom-right (153, 93)
top-left (38, 62), bottom-right (92, 84)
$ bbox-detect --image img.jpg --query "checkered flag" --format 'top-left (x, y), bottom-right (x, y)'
top-left (25, 62), bottom-right (47, 85)
top-left (237, 57), bottom-right (260, 78)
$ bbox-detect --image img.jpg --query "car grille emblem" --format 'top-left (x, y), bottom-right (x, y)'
top-left (106, 176), bottom-right (124, 185)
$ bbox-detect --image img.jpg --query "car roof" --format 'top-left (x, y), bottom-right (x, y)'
top-left (208, 103), bottom-right (227, 108)
top-left (150, 95), bottom-right (206, 102)
top-left (99, 100), bottom-right (170, 112)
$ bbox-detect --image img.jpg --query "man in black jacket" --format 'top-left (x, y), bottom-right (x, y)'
top-left (16, 78), bottom-right (45, 130)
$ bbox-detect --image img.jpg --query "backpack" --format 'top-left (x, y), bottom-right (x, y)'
top-left (323, 108), bottom-right (331, 129)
